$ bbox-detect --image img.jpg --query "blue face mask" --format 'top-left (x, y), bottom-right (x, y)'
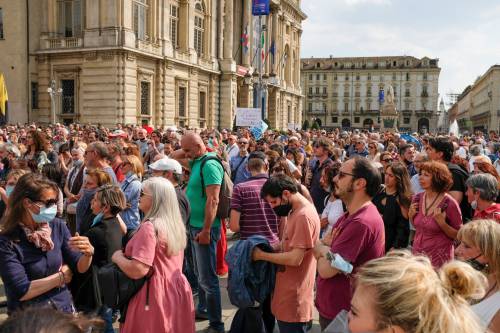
top-left (91, 212), bottom-right (104, 227)
top-left (30, 204), bottom-right (58, 223)
top-left (5, 185), bottom-right (14, 198)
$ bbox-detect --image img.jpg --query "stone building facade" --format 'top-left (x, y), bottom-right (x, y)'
top-left (0, 0), bottom-right (305, 129)
top-left (451, 65), bottom-right (500, 134)
top-left (301, 56), bottom-right (441, 133)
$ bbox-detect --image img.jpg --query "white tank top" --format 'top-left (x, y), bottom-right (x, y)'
top-left (472, 291), bottom-right (500, 328)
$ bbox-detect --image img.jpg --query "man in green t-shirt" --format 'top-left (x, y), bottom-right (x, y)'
top-left (171, 132), bottom-right (224, 333)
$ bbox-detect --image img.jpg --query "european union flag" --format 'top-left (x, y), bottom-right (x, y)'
top-left (378, 89), bottom-right (385, 103)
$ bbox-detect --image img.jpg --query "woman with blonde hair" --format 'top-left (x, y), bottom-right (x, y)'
top-left (112, 177), bottom-right (194, 333)
top-left (347, 251), bottom-right (487, 333)
top-left (119, 155), bottom-right (143, 231)
top-left (456, 219), bottom-right (500, 332)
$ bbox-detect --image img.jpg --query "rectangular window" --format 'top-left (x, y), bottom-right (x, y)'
top-left (178, 86), bottom-right (186, 118)
top-left (405, 89), bottom-right (410, 97)
top-left (354, 117), bottom-right (360, 123)
top-left (194, 15), bottom-right (204, 55)
top-left (367, 73), bottom-right (371, 81)
top-left (423, 72), bottom-right (428, 80)
top-left (332, 117), bottom-right (338, 123)
top-left (308, 103), bottom-right (312, 112)
top-left (404, 117), bottom-right (410, 124)
top-left (405, 102), bottom-right (410, 110)
top-left (0, 8), bottom-right (4, 39)
top-left (61, 80), bottom-right (75, 114)
top-left (356, 75), bottom-right (360, 81)
top-left (170, 5), bottom-right (179, 47)
top-left (323, 74), bottom-right (327, 80)
top-left (308, 87), bottom-right (312, 94)
top-left (309, 74), bottom-right (312, 80)
top-left (31, 82), bottom-right (39, 110)
top-left (316, 74), bottom-right (320, 80)
top-left (133, 0), bottom-right (148, 40)
top-left (199, 91), bottom-right (206, 119)
top-left (315, 87), bottom-right (320, 94)
top-left (344, 103), bottom-right (348, 112)
top-left (323, 87), bottom-right (327, 94)
top-left (140, 81), bottom-right (150, 115)
top-left (334, 74), bottom-right (337, 81)
top-left (406, 73), bottom-right (410, 81)
top-left (57, 0), bottom-right (82, 37)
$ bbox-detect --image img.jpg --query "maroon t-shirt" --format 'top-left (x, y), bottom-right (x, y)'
top-left (315, 203), bottom-right (385, 320)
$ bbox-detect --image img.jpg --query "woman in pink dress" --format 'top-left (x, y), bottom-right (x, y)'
top-left (112, 177), bottom-right (195, 333)
top-left (409, 161), bottom-right (462, 267)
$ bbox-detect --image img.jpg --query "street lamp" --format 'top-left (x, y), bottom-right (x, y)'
top-left (47, 79), bottom-right (63, 124)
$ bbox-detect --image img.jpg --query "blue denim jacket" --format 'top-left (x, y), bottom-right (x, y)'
top-left (120, 174), bottom-right (141, 230)
top-left (225, 236), bottom-right (275, 308)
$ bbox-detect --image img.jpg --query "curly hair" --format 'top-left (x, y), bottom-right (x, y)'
top-left (474, 161), bottom-right (500, 190)
top-left (419, 161), bottom-right (453, 193)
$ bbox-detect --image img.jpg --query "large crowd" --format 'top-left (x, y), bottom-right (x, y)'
top-left (0, 122), bottom-right (498, 333)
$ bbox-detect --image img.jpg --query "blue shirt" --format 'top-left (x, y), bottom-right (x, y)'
top-left (120, 174), bottom-right (142, 230)
top-left (230, 154), bottom-right (251, 185)
top-left (0, 218), bottom-right (82, 314)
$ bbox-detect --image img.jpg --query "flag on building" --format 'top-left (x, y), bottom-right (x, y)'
top-left (261, 31), bottom-right (265, 62)
top-left (378, 88), bottom-right (385, 103)
top-left (269, 41), bottom-right (276, 65)
top-left (0, 73), bottom-right (8, 116)
top-left (241, 24), bottom-right (249, 54)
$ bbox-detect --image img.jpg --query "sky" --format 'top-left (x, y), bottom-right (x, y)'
top-left (300, 0), bottom-right (500, 107)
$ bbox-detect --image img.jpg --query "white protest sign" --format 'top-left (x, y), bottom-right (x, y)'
top-left (236, 108), bottom-right (262, 127)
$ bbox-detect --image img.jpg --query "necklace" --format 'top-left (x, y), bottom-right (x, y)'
top-left (424, 192), bottom-right (441, 216)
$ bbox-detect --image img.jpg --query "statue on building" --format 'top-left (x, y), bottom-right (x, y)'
top-left (380, 84), bottom-right (398, 132)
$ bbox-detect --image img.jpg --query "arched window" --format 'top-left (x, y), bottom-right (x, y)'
top-left (194, 1), bottom-right (205, 55)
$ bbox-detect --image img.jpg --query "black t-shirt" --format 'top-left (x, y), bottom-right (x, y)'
top-left (448, 163), bottom-right (472, 222)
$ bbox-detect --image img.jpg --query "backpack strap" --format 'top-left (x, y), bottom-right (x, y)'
top-left (200, 156), bottom-right (224, 198)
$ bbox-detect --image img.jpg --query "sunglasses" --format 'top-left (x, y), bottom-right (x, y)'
top-left (382, 158), bottom-right (393, 162)
top-left (140, 190), bottom-right (151, 197)
top-left (32, 198), bottom-right (58, 208)
top-left (338, 170), bottom-right (355, 179)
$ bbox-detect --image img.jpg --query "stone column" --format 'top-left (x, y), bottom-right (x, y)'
top-left (242, 0), bottom-right (251, 66)
top-left (271, 10), bottom-right (278, 75)
top-left (223, 0), bottom-right (233, 60)
top-left (178, 0), bottom-right (190, 51)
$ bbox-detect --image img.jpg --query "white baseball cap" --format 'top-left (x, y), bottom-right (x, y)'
top-left (149, 158), bottom-right (182, 174)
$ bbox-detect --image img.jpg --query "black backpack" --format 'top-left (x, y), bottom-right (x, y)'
top-left (200, 156), bottom-right (233, 219)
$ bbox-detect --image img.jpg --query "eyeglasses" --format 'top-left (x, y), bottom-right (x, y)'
top-left (338, 170), bottom-right (356, 179)
top-left (32, 198), bottom-right (58, 208)
top-left (238, 141), bottom-right (248, 145)
top-left (382, 158), bottom-right (393, 162)
top-left (140, 190), bottom-right (151, 198)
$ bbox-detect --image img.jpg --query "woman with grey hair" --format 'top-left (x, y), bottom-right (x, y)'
top-left (465, 173), bottom-right (500, 222)
top-left (112, 177), bottom-right (195, 333)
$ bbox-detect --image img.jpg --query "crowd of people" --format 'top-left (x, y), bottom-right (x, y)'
top-left (0, 122), bottom-right (498, 333)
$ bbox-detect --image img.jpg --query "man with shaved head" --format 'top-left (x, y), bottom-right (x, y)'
top-left (171, 132), bottom-right (225, 333)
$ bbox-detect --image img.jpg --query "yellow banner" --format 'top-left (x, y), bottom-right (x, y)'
top-left (0, 73), bottom-right (8, 115)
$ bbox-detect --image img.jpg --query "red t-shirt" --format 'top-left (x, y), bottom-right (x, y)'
top-left (315, 203), bottom-right (385, 320)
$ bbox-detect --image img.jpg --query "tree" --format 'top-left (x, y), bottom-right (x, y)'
top-left (302, 119), bottom-right (310, 130)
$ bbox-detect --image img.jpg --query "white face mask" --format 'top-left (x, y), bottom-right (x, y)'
top-left (471, 200), bottom-right (478, 210)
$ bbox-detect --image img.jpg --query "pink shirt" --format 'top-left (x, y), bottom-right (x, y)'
top-left (121, 221), bottom-right (195, 333)
top-left (411, 193), bottom-right (462, 267)
top-left (315, 203), bottom-right (385, 320)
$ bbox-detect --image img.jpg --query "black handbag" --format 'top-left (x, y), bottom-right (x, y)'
top-left (96, 262), bottom-right (151, 310)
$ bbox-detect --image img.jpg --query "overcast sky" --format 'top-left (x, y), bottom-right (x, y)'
top-left (300, 0), bottom-right (500, 106)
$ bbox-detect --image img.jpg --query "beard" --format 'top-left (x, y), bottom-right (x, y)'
top-left (334, 179), bottom-right (354, 200)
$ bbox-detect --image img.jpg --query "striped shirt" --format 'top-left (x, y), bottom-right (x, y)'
top-left (230, 174), bottom-right (279, 247)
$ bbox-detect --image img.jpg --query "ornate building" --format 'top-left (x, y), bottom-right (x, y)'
top-left (450, 65), bottom-right (500, 134)
top-left (0, 0), bottom-right (305, 128)
top-left (301, 56), bottom-right (441, 133)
